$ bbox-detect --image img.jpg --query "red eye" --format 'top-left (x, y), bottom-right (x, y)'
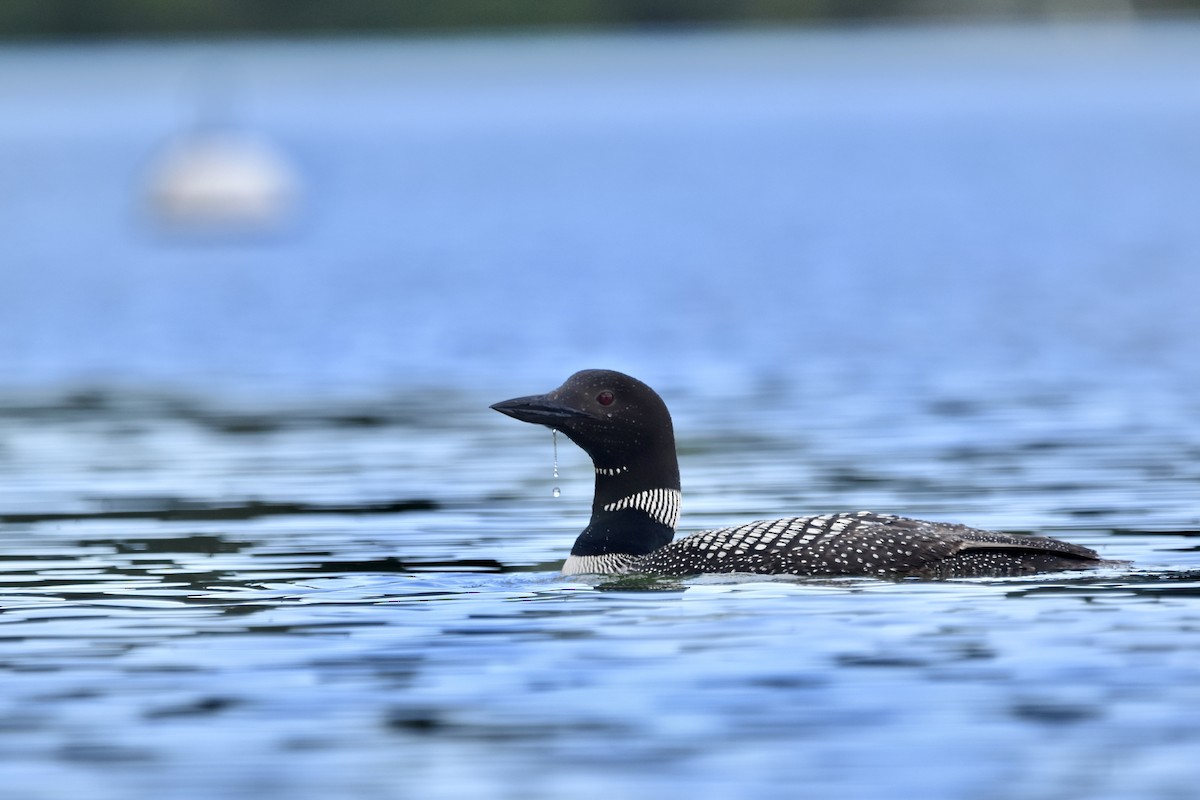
top-left (596, 390), bottom-right (615, 406)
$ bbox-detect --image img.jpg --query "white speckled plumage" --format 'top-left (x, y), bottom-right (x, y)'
top-left (631, 511), bottom-right (1098, 578)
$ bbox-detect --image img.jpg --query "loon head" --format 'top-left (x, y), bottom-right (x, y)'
top-left (490, 369), bottom-right (678, 479)
top-left (492, 369), bottom-right (682, 563)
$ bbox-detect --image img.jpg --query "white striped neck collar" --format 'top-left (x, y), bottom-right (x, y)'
top-left (602, 488), bottom-right (681, 531)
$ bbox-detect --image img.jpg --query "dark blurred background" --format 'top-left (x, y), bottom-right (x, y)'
top-left (3, 0), bottom-right (1199, 38)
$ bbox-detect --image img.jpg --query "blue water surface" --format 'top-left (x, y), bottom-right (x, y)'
top-left (2, 22), bottom-right (1200, 800)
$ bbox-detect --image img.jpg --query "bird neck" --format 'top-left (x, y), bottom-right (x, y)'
top-left (571, 451), bottom-right (681, 558)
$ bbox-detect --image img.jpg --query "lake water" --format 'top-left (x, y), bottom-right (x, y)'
top-left (2, 22), bottom-right (1200, 800)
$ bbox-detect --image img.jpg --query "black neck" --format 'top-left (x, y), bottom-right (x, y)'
top-left (571, 508), bottom-right (675, 557)
top-left (570, 455), bottom-right (681, 557)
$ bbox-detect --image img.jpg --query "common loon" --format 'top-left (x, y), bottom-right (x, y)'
top-left (491, 369), bottom-right (1103, 579)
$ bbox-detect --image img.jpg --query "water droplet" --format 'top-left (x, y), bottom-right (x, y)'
top-left (552, 430), bottom-right (560, 498)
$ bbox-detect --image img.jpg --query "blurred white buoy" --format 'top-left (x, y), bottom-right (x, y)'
top-left (145, 130), bottom-right (299, 232)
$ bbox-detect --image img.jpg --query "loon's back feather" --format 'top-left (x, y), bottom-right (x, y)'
top-left (632, 511), bottom-right (1099, 578)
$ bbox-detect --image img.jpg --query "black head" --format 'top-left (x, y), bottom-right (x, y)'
top-left (490, 369), bottom-right (676, 469)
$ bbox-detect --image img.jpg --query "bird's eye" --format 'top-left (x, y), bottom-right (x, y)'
top-left (596, 390), bottom-right (615, 406)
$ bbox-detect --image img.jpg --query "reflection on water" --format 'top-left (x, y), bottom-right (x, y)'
top-left (3, 22), bottom-right (1200, 800)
